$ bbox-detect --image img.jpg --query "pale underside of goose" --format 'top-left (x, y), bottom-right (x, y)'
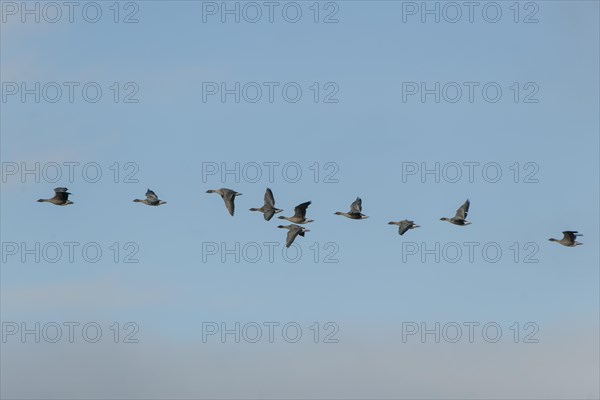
top-left (207, 188), bottom-right (242, 216)
top-left (133, 189), bottom-right (167, 206)
top-left (249, 188), bottom-right (283, 221)
top-left (388, 219), bottom-right (420, 235)
top-left (277, 224), bottom-right (310, 248)
top-left (278, 201), bottom-right (313, 224)
top-left (549, 231), bottom-right (583, 247)
top-left (440, 199), bottom-right (470, 226)
top-left (335, 197), bottom-right (368, 219)
top-left (37, 187), bottom-right (73, 206)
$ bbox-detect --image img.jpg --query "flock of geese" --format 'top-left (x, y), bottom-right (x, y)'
top-left (37, 186), bottom-right (584, 248)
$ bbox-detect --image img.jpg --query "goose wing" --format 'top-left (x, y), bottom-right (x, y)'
top-left (398, 220), bottom-right (412, 236)
top-left (263, 207), bottom-right (275, 221)
top-left (350, 197), bottom-right (362, 214)
top-left (223, 190), bottom-right (236, 216)
top-left (562, 231), bottom-right (579, 243)
top-left (264, 188), bottom-right (275, 207)
top-left (293, 201), bottom-right (311, 219)
top-left (146, 189), bottom-right (158, 201)
top-left (285, 227), bottom-right (302, 248)
top-left (55, 190), bottom-right (71, 202)
top-left (454, 199), bottom-right (470, 221)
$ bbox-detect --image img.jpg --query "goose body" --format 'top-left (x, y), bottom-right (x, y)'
top-left (133, 189), bottom-right (167, 206)
top-left (278, 201), bottom-right (313, 224)
top-left (335, 197), bottom-right (368, 219)
top-left (207, 188), bottom-right (242, 216)
top-left (388, 219), bottom-right (420, 235)
top-left (440, 199), bottom-right (471, 226)
top-left (249, 188), bottom-right (283, 221)
top-left (549, 231), bottom-right (583, 247)
top-left (37, 187), bottom-right (73, 206)
top-left (277, 224), bottom-right (310, 248)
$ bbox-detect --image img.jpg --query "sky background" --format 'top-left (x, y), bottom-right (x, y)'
top-left (1, 1), bottom-right (599, 399)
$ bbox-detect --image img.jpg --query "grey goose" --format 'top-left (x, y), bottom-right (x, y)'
top-left (440, 199), bottom-right (471, 226)
top-left (249, 188), bottom-right (283, 221)
top-left (549, 231), bottom-right (583, 247)
top-left (37, 187), bottom-right (73, 206)
top-left (206, 188), bottom-right (242, 216)
top-left (335, 197), bottom-right (369, 219)
top-left (277, 224), bottom-right (310, 248)
top-left (133, 189), bottom-right (167, 206)
top-left (388, 220), bottom-right (420, 235)
top-left (278, 201), bottom-right (313, 224)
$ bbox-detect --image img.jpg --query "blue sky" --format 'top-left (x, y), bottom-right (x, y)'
top-left (1, 1), bottom-right (599, 398)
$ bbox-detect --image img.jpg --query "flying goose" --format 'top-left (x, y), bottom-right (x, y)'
top-left (388, 220), bottom-right (420, 235)
top-left (440, 199), bottom-right (471, 226)
top-left (278, 201), bottom-right (313, 224)
top-left (206, 188), bottom-right (242, 216)
top-left (37, 187), bottom-right (73, 206)
top-left (249, 188), bottom-right (283, 221)
top-left (277, 224), bottom-right (310, 248)
top-left (133, 189), bottom-right (167, 206)
top-left (549, 231), bottom-right (583, 247)
top-left (335, 197), bottom-right (369, 219)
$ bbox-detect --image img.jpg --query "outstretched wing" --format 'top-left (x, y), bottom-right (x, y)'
top-left (398, 220), bottom-right (412, 236)
top-left (562, 231), bottom-right (579, 242)
top-left (454, 199), bottom-right (470, 221)
top-left (223, 191), bottom-right (236, 216)
top-left (54, 187), bottom-right (69, 193)
top-left (55, 191), bottom-right (71, 202)
top-left (350, 197), bottom-right (362, 214)
top-left (286, 228), bottom-right (301, 248)
top-left (264, 188), bottom-right (275, 207)
top-left (146, 189), bottom-right (158, 201)
top-left (264, 207), bottom-right (275, 221)
top-left (293, 201), bottom-right (311, 219)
